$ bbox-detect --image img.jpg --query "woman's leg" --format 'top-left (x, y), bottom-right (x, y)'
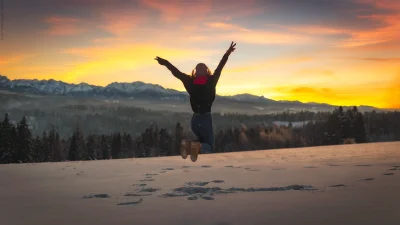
top-left (190, 114), bottom-right (203, 143)
top-left (191, 113), bottom-right (214, 154)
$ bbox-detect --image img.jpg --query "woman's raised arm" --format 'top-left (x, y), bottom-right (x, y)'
top-left (155, 56), bottom-right (187, 81)
top-left (212, 42), bottom-right (236, 86)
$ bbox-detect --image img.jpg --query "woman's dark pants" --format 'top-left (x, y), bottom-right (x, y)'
top-left (190, 112), bottom-right (214, 154)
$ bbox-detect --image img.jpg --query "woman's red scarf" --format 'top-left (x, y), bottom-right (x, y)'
top-left (193, 75), bottom-right (208, 84)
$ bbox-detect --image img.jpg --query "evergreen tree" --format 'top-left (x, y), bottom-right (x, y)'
top-left (42, 132), bottom-right (52, 162)
top-left (86, 135), bottom-right (96, 160)
top-left (15, 116), bottom-right (33, 163)
top-left (342, 109), bottom-right (352, 140)
top-left (214, 130), bottom-right (225, 153)
top-left (0, 113), bottom-right (17, 163)
top-left (325, 108), bottom-right (342, 145)
top-left (32, 136), bottom-right (44, 162)
top-left (9, 126), bottom-right (17, 162)
top-left (100, 135), bottom-right (110, 159)
top-left (0, 117), bottom-right (3, 163)
top-left (349, 107), bottom-right (358, 139)
top-left (69, 125), bottom-right (86, 161)
top-left (121, 133), bottom-right (133, 158)
top-left (174, 123), bottom-right (183, 155)
top-left (76, 126), bottom-right (86, 160)
top-left (54, 132), bottom-right (62, 161)
top-left (354, 111), bottom-right (367, 143)
top-left (111, 133), bottom-right (122, 159)
top-left (135, 137), bottom-right (143, 158)
top-left (1, 106), bottom-right (398, 163)
top-left (153, 125), bottom-right (160, 147)
top-left (159, 128), bottom-right (170, 156)
top-left (48, 127), bottom-right (62, 162)
top-left (68, 134), bottom-right (78, 161)
top-left (48, 129), bottom-right (55, 161)
top-left (150, 125), bottom-right (161, 157)
top-left (126, 133), bottom-right (134, 157)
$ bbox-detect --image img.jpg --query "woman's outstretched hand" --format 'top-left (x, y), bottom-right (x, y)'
top-left (226, 41), bottom-right (236, 55)
top-left (155, 56), bottom-right (168, 66)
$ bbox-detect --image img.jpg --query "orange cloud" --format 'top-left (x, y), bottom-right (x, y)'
top-left (43, 16), bottom-right (85, 36)
top-left (3, 0), bottom-right (398, 110)
top-left (91, 37), bottom-right (131, 44)
top-left (140, 0), bottom-right (212, 23)
top-left (291, 87), bottom-right (329, 94)
top-left (337, 1), bottom-right (400, 47)
top-left (208, 0), bottom-right (264, 19)
top-left (225, 56), bottom-right (313, 73)
top-left (281, 21), bottom-right (398, 49)
top-left (295, 68), bottom-right (334, 77)
top-left (338, 25), bottom-right (399, 47)
top-left (360, 57), bottom-right (400, 62)
top-left (97, 7), bottom-right (148, 36)
top-left (0, 55), bottom-right (27, 66)
top-left (281, 25), bottom-right (347, 35)
top-left (209, 21), bottom-right (308, 44)
top-left (206, 22), bottom-right (250, 32)
top-left (206, 22), bottom-right (316, 45)
top-left (140, 0), bottom-right (262, 24)
top-left (356, 0), bottom-right (400, 10)
top-left (291, 68), bottom-right (337, 84)
top-left (44, 17), bottom-right (79, 23)
top-left (60, 43), bottom-right (217, 84)
top-left (274, 1), bottom-right (400, 49)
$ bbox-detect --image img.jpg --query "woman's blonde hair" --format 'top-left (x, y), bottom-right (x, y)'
top-left (191, 63), bottom-right (212, 78)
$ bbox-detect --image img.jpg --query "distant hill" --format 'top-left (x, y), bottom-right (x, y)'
top-left (0, 74), bottom-right (379, 112)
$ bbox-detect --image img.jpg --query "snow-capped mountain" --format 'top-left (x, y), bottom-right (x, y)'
top-left (0, 75), bottom-right (187, 98)
top-left (0, 75), bottom-right (380, 111)
top-left (0, 75), bottom-right (11, 86)
top-left (9, 78), bottom-right (98, 94)
top-left (225, 94), bottom-right (276, 103)
top-left (105, 81), bottom-right (184, 95)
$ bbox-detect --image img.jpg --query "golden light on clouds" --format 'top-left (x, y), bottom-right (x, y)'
top-left (60, 44), bottom-right (217, 84)
top-left (43, 16), bottom-right (86, 36)
top-left (1, 0), bottom-right (399, 109)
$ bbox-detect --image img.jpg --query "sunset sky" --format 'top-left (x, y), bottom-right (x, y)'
top-left (0, 0), bottom-right (399, 108)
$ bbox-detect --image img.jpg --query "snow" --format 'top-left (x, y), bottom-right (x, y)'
top-left (2, 76), bottom-right (182, 96)
top-left (105, 82), bottom-right (181, 95)
top-left (1, 141), bottom-right (399, 225)
top-left (8, 79), bottom-right (96, 94)
top-left (0, 75), bottom-right (11, 86)
top-left (226, 93), bottom-right (270, 102)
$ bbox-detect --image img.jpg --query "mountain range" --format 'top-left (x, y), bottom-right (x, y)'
top-left (0, 75), bottom-right (379, 111)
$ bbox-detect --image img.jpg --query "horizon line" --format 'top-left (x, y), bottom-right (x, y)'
top-left (1, 74), bottom-right (398, 110)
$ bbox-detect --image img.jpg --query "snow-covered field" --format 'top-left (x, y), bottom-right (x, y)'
top-left (1, 142), bottom-right (399, 225)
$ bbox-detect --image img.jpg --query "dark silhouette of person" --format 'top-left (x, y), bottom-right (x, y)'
top-left (155, 41), bottom-right (236, 162)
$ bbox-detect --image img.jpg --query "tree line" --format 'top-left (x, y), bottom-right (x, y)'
top-left (0, 106), bottom-right (399, 164)
top-left (0, 103), bottom-right (329, 139)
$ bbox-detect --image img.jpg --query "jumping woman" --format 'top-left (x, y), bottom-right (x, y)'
top-left (155, 41), bottom-right (236, 162)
